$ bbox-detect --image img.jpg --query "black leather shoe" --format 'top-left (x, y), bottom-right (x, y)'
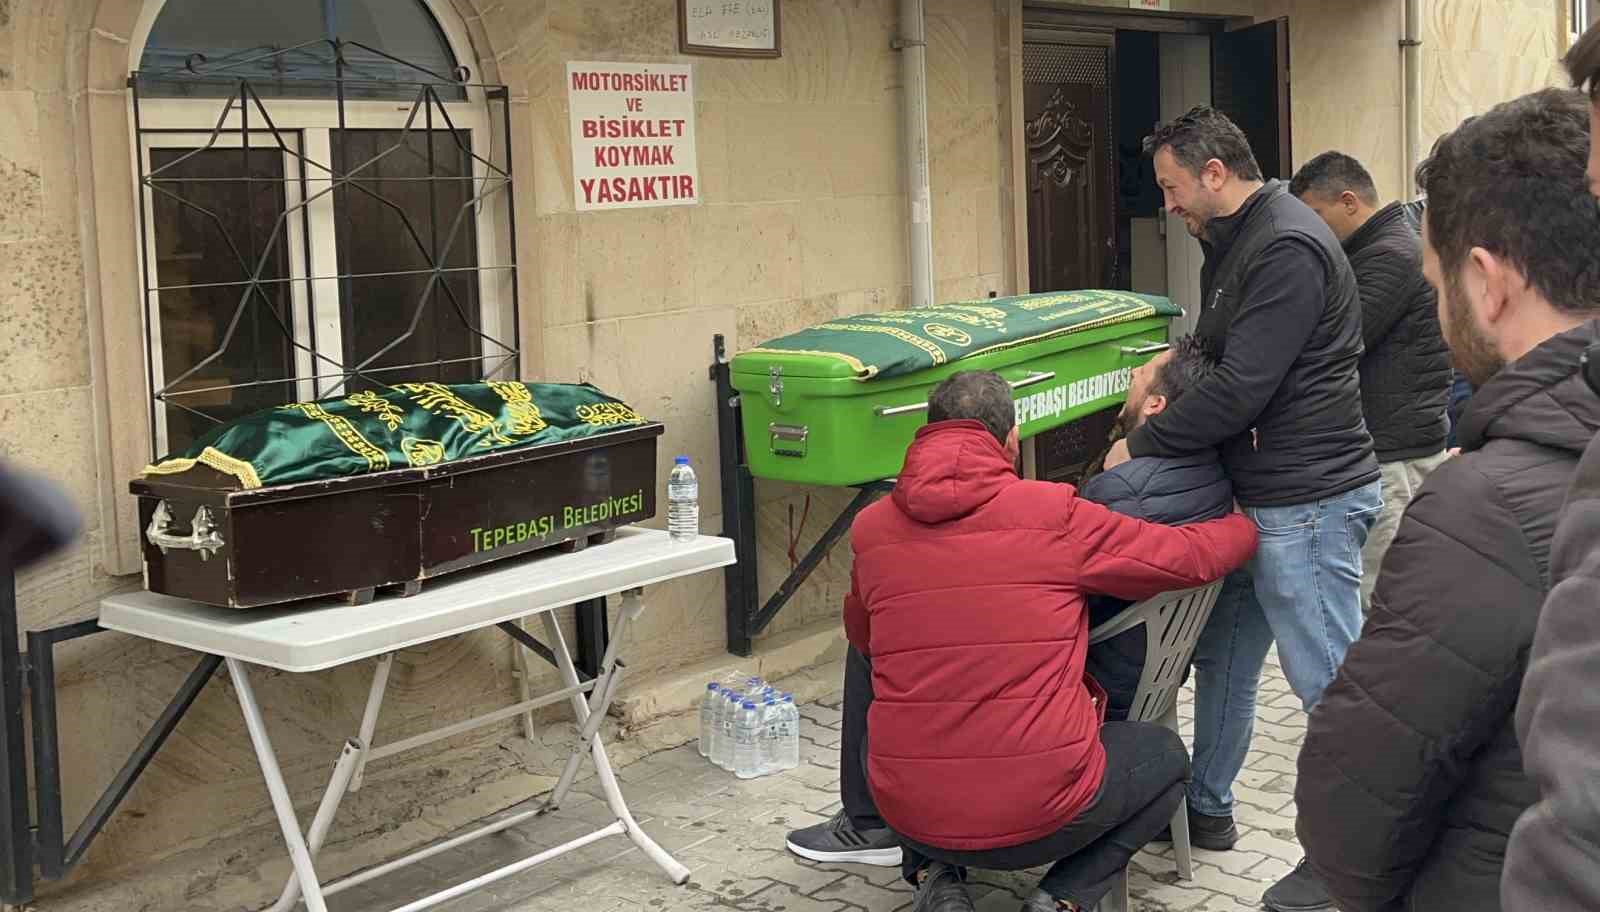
top-left (912, 862), bottom-right (975, 912)
top-left (1262, 858), bottom-right (1335, 911)
top-left (1149, 807), bottom-right (1238, 851)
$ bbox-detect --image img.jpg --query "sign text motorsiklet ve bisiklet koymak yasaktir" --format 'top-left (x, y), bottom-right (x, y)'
top-left (567, 62), bottom-right (699, 211)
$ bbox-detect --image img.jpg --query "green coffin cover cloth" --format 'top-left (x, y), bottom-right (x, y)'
top-left (143, 381), bottom-right (649, 490)
top-left (744, 290), bottom-right (1182, 380)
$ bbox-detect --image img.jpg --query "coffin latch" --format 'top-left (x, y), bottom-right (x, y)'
top-left (146, 501), bottom-right (225, 561)
top-left (768, 365), bottom-right (784, 407)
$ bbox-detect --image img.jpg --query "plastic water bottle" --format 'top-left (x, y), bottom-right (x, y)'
top-left (733, 700), bottom-right (761, 779)
top-left (698, 683), bottom-right (719, 757)
top-left (714, 690), bottom-right (741, 770)
top-left (758, 696), bottom-right (782, 775)
top-left (780, 693), bottom-right (801, 771)
top-left (667, 456), bottom-right (699, 542)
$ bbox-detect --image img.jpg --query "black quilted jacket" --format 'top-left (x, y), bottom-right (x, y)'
top-left (1344, 202), bottom-right (1451, 461)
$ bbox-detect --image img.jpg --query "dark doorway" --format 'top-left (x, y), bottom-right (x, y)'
top-left (1022, 30), bottom-right (1116, 294)
top-left (1213, 17), bottom-right (1292, 179)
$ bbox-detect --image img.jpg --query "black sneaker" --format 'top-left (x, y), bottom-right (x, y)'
top-left (1262, 858), bottom-right (1335, 911)
top-left (785, 810), bottom-right (903, 866)
top-left (913, 862), bottom-right (975, 912)
top-left (1149, 807), bottom-right (1239, 851)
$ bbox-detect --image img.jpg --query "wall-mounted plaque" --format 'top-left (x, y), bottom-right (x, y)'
top-left (678, 0), bottom-right (781, 58)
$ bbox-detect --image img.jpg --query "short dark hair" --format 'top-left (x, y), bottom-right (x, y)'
top-left (1143, 106), bottom-right (1263, 182)
top-left (1566, 20), bottom-right (1600, 102)
top-left (928, 371), bottom-right (1014, 444)
top-left (1415, 87), bottom-right (1600, 316)
top-left (1149, 335), bottom-right (1219, 404)
top-left (1289, 151), bottom-right (1380, 207)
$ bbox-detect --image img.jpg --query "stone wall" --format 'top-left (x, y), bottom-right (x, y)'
top-left (1420, 0), bottom-right (1570, 165)
top-left (0, 0), bottom-right (1012, 904)
top-left (0, 0), bottom-right (1575, 905)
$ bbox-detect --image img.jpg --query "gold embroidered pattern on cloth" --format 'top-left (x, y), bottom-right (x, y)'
top-left (285, 402), bottom-right (390, 472)
top-left (488, 381), bottom-right (548, 435)
top-left (402, 437), bottom-right (446, 467)
top-left (576, 401), bottom-right (646, 426)
top-left (815, 323), bottom-right (948, 366)
top-left (398, 382), bottom-right (513, 446)
top-left (141, 447), bottom-right (264, 489)
top-left (944, 304), bottom-right (1009, 320)
top-left (345, 390), bottom-right (406, 431)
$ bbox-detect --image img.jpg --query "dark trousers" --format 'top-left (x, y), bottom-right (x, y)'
top-left (841, 645), bottom-right (884, 830)
top-left (840, 647), bottom-right (1191, 907)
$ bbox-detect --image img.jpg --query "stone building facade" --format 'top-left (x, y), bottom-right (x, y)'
top-left (0, 0), bottom-right (1579, 906)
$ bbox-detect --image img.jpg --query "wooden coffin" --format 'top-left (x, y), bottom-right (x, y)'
top-left (129, 423), bottom-right (663, 609)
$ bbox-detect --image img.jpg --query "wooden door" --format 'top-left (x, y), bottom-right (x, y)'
top-left (1022, 33), bottom-right (1117, 294)
top-left (1213, 17), bottom-right (1291, 179)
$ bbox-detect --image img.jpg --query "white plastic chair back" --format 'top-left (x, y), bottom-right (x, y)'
top-left (1087, 578), bottom-right (1226, 910)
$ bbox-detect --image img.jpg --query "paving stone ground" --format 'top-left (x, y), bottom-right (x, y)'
top-left (340, 652), bottom-right (1305, 912)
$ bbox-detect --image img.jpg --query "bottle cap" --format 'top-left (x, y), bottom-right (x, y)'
top-left (741, 701), bottom-right (756, 709)
top-left (706, 682), bottom-right (719, 691)
top-left (782, 693), bottom-right (794, 701)
top-left (674, 455), bottom-right (689, 464)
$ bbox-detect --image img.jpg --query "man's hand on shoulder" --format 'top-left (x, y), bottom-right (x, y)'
top-left (1104, 438), bottom-right (1132, 471)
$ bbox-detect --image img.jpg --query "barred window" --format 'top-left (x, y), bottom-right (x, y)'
top-left (131, 0), bottom-right (516, 454)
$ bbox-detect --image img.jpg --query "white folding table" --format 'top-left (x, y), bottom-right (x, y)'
top-left (99, 528), bottom-right (735, 912)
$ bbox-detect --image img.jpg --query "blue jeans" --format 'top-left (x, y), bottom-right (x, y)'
top-left (1186, 480), bottom-right (1383, 817)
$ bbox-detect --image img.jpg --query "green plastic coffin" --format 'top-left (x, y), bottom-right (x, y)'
top-left (730, 290), bottom-right (1182, 486)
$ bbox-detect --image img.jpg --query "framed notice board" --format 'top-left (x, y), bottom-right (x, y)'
top-left (678, 0), bottom-right (782, 58)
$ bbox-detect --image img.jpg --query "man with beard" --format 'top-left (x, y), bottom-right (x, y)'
top-left (783, 342), bottom-right (1238, 872)
top-left (1104, 106), bottom-right (1379, 911)
top-left (1079, 335), bottom-right (1234, 720)
top-left (1294, 86), bottom-right (1600, 912)
top-left (1503, 23), bottom-right (1600, 912)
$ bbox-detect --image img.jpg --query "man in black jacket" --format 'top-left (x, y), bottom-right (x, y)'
top-left (1081, 334), bottom-right (1233, 720)
top-left (1296, 86), bottom-right (1600, 912)
top-left (1504, 25), bottom-right (1600, 912)
top-left (1290, 152), bottom-right (1452, 613)
top-left (1105, 106), bottom-right (1380, 909)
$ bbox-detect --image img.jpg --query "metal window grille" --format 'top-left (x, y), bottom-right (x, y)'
top-left (130, 38), bottom-right (518, 458)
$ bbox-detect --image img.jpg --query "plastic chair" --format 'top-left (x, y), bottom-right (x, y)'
top-left (1087, 580), bottom-right (1226, 912)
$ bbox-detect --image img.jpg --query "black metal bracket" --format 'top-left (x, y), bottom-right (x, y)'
top-left (710, 334), bottom-right (892, 657)
top-left (496, 619), bottom-right (614, 683)
top-left (24, 619), bottom-right (221, 888)
top-left (0, 568), bottom-right (31, 904)
top-left (0, 568), bottom-right (226, 905)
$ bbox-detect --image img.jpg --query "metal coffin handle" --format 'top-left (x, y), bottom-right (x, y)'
top-left (145, 501), bottom-right (225, 561)
top-left (1119, 341), bottom-right (1170, 356)
top-left (769, 423), bottom-right (809, 458)
top-left (874, 370), bottom-right (1057, 418)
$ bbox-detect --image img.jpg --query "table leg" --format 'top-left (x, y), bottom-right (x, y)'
top-left (226, 658), bottom-right (331, 912)
top-left (515, 619), bottom-right (536, 741)
top-left (267, 739), bottom-right (361, 912)
top-left (540, 595), bottom-right (691, 885)
top-left (348, 652), bottom-right (393, 793)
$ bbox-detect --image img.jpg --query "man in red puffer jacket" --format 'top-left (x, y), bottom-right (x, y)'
top-left (848, 370), bottom-right (1258, 912)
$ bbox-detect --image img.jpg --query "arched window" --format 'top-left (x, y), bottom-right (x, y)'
top-left (129, 0), bottom-right (516, 454)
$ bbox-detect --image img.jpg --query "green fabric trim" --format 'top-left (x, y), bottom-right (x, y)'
top-left (744, 290), bottom-right (1181, 380)
top-left (144, 381), bottom-right (648, 489)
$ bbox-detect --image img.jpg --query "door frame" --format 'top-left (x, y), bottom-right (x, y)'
top-left (1007, 3), bottom-right (1231, 296)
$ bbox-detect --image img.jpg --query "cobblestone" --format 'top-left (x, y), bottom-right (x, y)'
top-left (339, 654), bottom-right (1307, 911)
